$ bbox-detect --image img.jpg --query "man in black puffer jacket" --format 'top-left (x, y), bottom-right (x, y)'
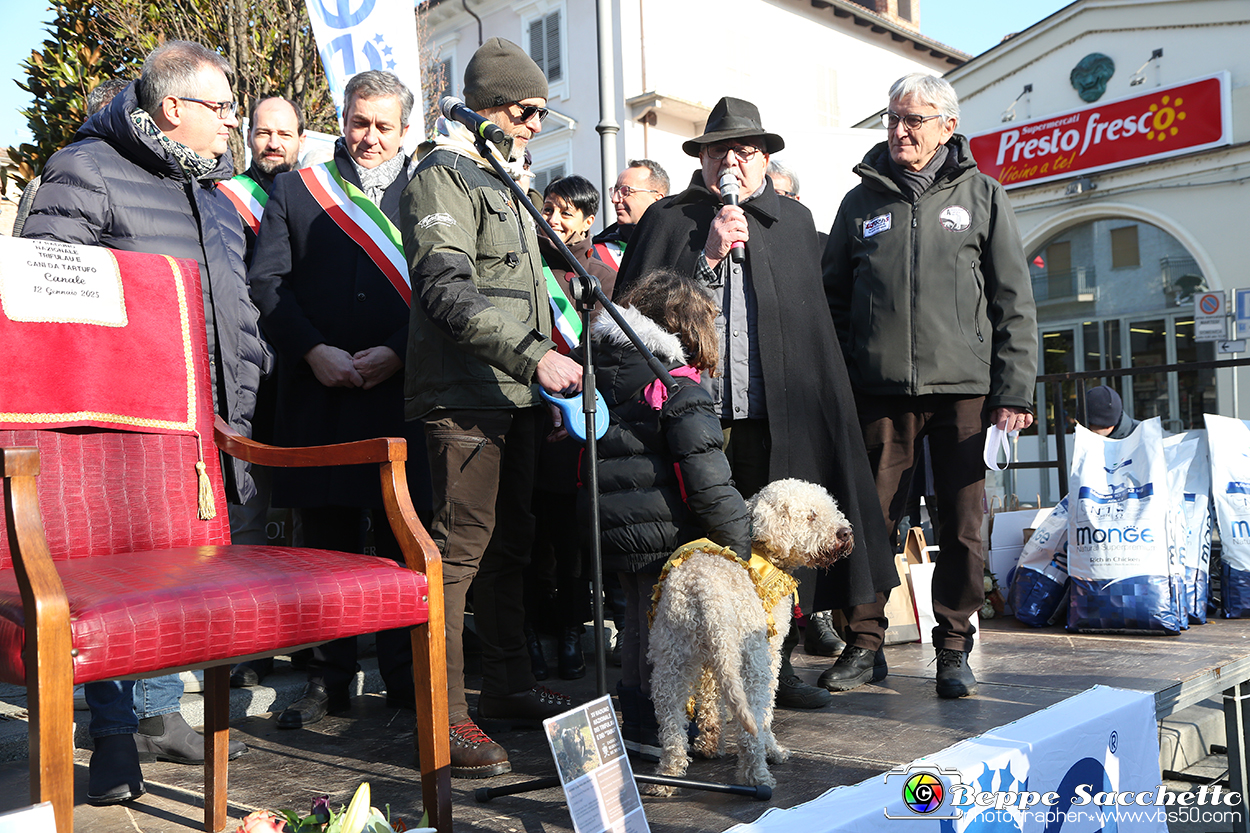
top-left (22, 39), bottom-right (263, 806)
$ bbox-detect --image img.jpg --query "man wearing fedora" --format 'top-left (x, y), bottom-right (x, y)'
top-left (615, 96), bottom-right (897, 711)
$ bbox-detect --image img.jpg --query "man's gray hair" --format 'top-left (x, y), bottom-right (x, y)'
top-left (137, 40), bottom-right (232, 116)
top-left (344, 70), bottom-right (414, 128)
top-left (87, 78), bottom-right (131, 116)
top-left (627, 158), bottom-right (670, 196)
top-left (766, 160), bottom-right (799, 196)
top-left (888, 73), bottom-right (960, 123)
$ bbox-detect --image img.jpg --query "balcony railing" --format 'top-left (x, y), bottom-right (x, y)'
top-left (1031, 266), bottom-right (1097, 303)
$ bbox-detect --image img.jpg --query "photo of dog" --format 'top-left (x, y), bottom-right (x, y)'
top-left (646, 478), bottom-right (853, 793)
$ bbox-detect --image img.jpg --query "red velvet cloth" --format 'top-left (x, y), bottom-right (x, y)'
top-left (0, 246), bottom-right (211, 438)
top-left (0, 545), bottom-right (430, 685)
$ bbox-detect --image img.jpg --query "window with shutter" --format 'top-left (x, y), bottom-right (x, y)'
top-left (534, 164), bottom-right (566, 196)
top-left (527, 10), bottom-right (563, 84)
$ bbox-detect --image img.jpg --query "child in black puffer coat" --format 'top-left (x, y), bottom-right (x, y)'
top-left (577, 268), bottom-right (750, 761)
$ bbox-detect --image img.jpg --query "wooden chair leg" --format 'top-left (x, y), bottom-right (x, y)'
top-left (203, 665), bottom-right (230, 832)
top-left (28, 661), bottom-right (74, 833)
top-left (411, 621), bottom-right (452, 832)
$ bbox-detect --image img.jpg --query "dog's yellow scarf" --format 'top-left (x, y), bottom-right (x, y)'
top-left (648, 539), bottom-right (798, 638)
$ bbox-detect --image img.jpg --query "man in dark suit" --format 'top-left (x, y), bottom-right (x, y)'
top-left (249, 69), bottom-right (430, 728)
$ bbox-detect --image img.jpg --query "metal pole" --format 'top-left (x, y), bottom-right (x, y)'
top-left (595, 0), bottom-right (620, 211)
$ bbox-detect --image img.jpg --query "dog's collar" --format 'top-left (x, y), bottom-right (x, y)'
top-left (650, 539), bottom-right (798, 639)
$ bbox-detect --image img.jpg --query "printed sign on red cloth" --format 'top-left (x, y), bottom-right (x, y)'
top-left (969, 73), bottom-right (1231, 189)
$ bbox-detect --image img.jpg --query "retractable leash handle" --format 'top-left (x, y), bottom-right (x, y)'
top-left (541, 388), bottom-right (609, 442)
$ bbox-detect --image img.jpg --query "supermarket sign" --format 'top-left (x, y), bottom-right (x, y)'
top-left (969, 73), bottom-right (1231, 189)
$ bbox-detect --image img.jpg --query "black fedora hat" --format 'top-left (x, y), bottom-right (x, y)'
top-left (682, 96), bottom-right (785, 157)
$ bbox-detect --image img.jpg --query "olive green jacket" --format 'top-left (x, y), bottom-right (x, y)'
top-left (401, 148), bottom-right (555, 418)
top-left (822, 135), bottom-right (1038, 412)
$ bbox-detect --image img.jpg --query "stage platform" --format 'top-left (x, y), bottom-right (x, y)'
top-left (0, 616), bottom-right (1247, 831)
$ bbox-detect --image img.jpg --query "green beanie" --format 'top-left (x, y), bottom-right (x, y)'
top-left (463, 37), bottom-right (548, 111)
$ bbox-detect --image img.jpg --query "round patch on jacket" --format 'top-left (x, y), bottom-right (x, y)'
top-left (939, 205), bottom-right (971, 232)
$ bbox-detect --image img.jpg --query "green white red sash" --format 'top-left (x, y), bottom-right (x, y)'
top-left (542, 259), bottom-right (581, 354)
top-left (297, 162), bottom-right (410, 306)
top-left (594, 241), bottom-right (625, 271)
top-left (218, 174), bottom-right (267, 235)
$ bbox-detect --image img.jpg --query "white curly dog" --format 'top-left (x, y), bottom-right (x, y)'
top-left (646, 478), bottom-right (852, 794)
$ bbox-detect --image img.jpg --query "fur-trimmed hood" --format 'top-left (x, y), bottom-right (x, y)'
top-left (591, 304), bottom-right (687, 366)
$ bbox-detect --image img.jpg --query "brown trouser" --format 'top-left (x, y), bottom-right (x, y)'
top-left (844, 394), bottom-right (989, 654)
top-left (425, 408), bottom-right (541, 723)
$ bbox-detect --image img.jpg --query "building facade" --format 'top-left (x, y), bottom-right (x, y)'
top-left (944, 0), bottom-right (1250, 503)
top-left (421, 0), bottom-right (964, 231)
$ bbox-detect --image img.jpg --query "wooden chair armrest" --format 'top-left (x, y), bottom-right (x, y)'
top-left (1, 448), bottom-right (71, 615)
top-left (214, 415), bottom-right (405, 467)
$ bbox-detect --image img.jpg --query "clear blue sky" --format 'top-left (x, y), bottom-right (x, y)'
top-left (1, 1), bottom-right (1075, 151)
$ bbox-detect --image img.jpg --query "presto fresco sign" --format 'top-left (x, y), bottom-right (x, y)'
top-left (969, 73), bottom-right (1230, 189)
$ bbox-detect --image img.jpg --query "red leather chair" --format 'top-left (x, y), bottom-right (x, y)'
top-left (0, 422), bottom-right (452, 833)
top-left (0, 246), bottom-right (451, 832)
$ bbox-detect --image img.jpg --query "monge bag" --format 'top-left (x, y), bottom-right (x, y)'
top-left (1068, 418), bottom-right (1182, 634)
top-left (1164, 430), bottom-right (1212, 624)
top-left (1007, 496), bottom-right (1070, 626)
top-left (1205, 415), bottom-right (1250, 618)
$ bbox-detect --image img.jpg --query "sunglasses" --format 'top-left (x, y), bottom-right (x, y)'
top-left (512, 103), bottom-right (549, 123)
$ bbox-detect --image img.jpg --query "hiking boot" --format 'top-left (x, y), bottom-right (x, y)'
top-left (803, 610), bottom-right (847, 657)
top-left (449, 719), bottom-right (511, 779)
top-left (935, 648), bottom-right (978, 698)
top-left (775, 673), bottom-right (833, 709)
top-left (817, 646), bottom-right (888, 692)
top-left (477, 685), bottom-right (573, 729)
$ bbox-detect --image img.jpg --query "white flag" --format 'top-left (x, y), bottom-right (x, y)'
top-left (305, 0), bottom-right (425, 139)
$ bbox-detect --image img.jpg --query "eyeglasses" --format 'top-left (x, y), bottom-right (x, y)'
top-left (882, 111), bottom-right (944, 131)
top-left (703, 143), bottom-right (762, 162)
top-left (180, 97), bottom-right (239, 120)
top-left (610, 184), bottom-right (661, 200)
top-left (775, 188), bottom-right (796, 198)
top-left (512, 103), bottom-right (549, 123)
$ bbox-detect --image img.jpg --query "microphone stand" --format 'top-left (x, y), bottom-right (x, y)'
top-left (467, 133), bottom-right (770, 803)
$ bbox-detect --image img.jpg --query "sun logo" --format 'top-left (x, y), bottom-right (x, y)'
top-left (1146, 95), bottom-right (1186, 143)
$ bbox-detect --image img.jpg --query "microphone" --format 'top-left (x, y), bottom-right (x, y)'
top-left (439, 96), bottom-right (506, 146)
top-left (719, 171), bottom-right (745, 264)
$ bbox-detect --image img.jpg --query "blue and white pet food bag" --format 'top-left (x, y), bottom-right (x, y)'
top-left (1204, 414), bottom-right (1250, 618)
top-left (1008, 496), bottom-right (1070, 626)
top-left (1068, 418), bottom-right (1181, 634)
top-left (1164, 431), bottom-right (1212, 624)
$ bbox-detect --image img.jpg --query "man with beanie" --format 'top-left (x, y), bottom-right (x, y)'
top-left (402, 37), bottom-right (583, 778)
top-left (1082, 385), bottom-right (1138, 438)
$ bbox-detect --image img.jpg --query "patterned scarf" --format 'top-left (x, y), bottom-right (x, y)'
top-left (130, 108), bottom-right (219, 181)
top-left (433, 117), bottom-right (527, 181)
top-left (339, 137), bottom-right (405, 206)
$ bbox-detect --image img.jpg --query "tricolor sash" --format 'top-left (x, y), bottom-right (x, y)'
top-left (217, 174), bottom-right (267, 235)
top-left (542, 259), bottom-right (582, 354)
top-left (594, 241), bottom-right (625, 271)
top-left (298, 162), bottom-right (411, 306)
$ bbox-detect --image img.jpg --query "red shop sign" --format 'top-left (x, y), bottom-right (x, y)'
top-left (968, 73), bottom-right (1231, 189)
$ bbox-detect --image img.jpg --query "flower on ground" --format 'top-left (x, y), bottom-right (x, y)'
top-left (239, 810), bottom-right (287, 832)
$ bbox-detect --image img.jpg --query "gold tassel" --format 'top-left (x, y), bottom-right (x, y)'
top-left (196, 460), bottom-right (216, 520)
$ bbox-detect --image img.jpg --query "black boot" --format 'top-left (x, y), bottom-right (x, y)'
top-left (276, 682), bottom-right (351, 729)
top-left (525, 624), bottom-right (549, 681)
top-left (616, 682), bottom-right (641, 753)
top-left (87, 734), bottom-right (145, 805)
top-left (558, 625), bottom-right (586, 680)
top-left (935, 648), bottom-right (978, 698)
top-left (818, 645), bottom-right (888, 692)
top-left (775, 619), bottom-right (832, 709)
top-left (133, 712), bottom-right (248, 764)
top-left (803, 610), bottom-right (847, 657)
top-left (229, 657), bottom-right (274, 688)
